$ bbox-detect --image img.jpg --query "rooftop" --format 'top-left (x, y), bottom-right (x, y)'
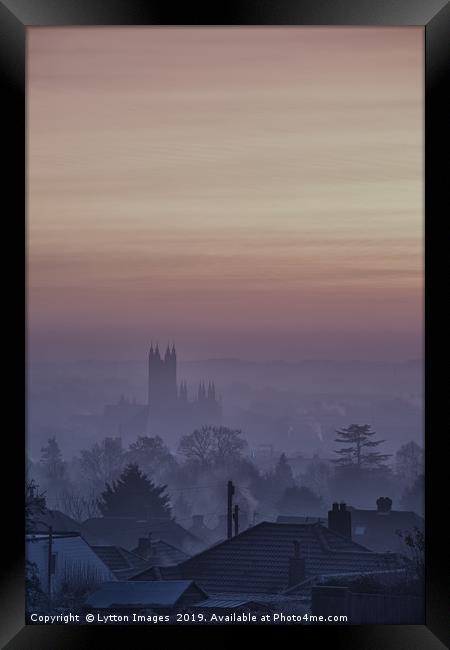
top-left (192, 592), bottom-right (301, 609)
top-left (348, 508), bottom-right (424, 553)
top-left (28, 509), bottom-right (82, 534)
top-left (84, 580), bottom-right (206, 609)
top-left (131, 540), bottom-right (189, 567)
top-left (81, 517), bottom-right (203, 554)
top-left (91, 546), bottom-right (150, 579)
top-left (154, 522), bottom-right (407, 595)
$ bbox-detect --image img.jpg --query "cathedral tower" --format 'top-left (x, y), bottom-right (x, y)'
top-left (148, 342), bottom-right (177, 408)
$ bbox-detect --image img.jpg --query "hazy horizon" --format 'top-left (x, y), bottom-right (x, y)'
top-left (29, 353), bottom-right (423, 364)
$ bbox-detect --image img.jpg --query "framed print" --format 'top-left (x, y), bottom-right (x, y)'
top-left (1, 1), bottom-right (448, 648)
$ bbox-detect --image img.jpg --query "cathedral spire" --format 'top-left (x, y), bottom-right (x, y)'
top-left (198, 382), bottom-right (206, 401)
top-left (179, 380), bottom-right (188, 401)
top-left (207, 381), bottom-right (216, 401)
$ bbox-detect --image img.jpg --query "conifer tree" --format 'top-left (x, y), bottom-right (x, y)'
top-left (40, 437), bottom-right (66, 481)
top-left (332, 424), bottom-right (391, 470)
top-left (274, 453), bottom-right (295, 489)
top-left (97, 463), bottom-right (172, 520)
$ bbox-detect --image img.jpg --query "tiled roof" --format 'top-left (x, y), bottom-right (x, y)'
top-left (131, 540), bottom-right (189, 568)
top-left (282, 568), bottom-right (409, 597)
top-left (192, 593), bottom-right (300, 609)
top-left (28, 509), bottom-right (82, 534)
top-left (84, 580), bottom-right (206, 609)
top-left (80, 517), bottom-right (203, 554)
top-left (91, 546), bottom-right (149, 574)
top-left (350, 509), bottom-right (424, 553)
top-left (154, 522), bottom-right (407, 595)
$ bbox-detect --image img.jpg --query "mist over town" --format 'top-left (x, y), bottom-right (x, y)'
top-left (26, 26), bottom-right (424, 625)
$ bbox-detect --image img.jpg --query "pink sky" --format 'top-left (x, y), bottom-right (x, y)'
top-left (27, 27), bottom-right (423, 361)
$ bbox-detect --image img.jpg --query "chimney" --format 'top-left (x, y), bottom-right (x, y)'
top-left (288, 540), bottom-right (306, 587)
top-left (328, 502), bottom-right (352, 540)
top-left (136, 533), bottom-right (153, 558)
top-left (192, 515), bottom-right (204, 529)
top-left (376, 497), bottom-right (393, 513)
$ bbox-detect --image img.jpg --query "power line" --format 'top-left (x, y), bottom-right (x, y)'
top-left (168, 484), bottom-right (224, 493)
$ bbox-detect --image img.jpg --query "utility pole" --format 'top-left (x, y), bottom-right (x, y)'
top-left (47, 525), bottom-right (53, 602)
top-left (233, 503), bottom-right (239, 537)
top-left (227, 480), bottom-right (235, 540)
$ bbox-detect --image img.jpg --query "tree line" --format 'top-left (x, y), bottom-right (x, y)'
top-left (27, 424), bottom-right (424, 526)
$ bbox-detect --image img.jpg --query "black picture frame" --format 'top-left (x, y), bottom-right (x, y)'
top-left (1, 0), bottom-right (448, 647)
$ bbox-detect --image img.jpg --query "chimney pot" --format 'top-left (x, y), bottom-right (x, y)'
top-left (376, 497), bottom-right (393, 513)
top-left (136, 533), bottom-right (153, 558)
top-left (328, 502), bottom-right (352, 540)
top-left (192, 515), bottom-right (204, 528)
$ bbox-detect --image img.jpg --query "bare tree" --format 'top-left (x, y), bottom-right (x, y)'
top-left (301, 454), bottom-right (332, 499)
top-left (52, 562), bottom-right (108, 613)
top-left (178, 426), bottom-right (246, 467)
top-left (78, 437), bottom-right (125, 489)
top-left (55, 488), bottom-right (100, 523)
top-left (396, 527), bottom-right (424, 583)
top-left (214, 427), bottom-right (247, 465)
top-left (395, 441), bottom-right (424, 486)
top-left (126, 435), bottom-right (176, 480)
top-left (25, 479), bottom-right (47, 531)
top-left (178, 426), bottom-right (215, 465)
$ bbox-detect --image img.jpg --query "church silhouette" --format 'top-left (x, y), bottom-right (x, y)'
top-left (102, 344), bottom-right (222, 440)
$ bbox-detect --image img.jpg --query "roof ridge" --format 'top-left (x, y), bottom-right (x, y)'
top-left (177, 521), bottom-right (271, 569)
top-left (178, 521), bottom-right (349, 570)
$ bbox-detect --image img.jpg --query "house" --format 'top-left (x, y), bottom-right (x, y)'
top-left (28, 509), bottom-right (82, 534)
top-left (80, 517), bottom-right (204, 555)
top-left (26, 532), bottom-right (116, 595)
top-left (91, 546), bottom-right (152, 580)
top-left (144, 521), bottom-right (407, 596)
top-left (91, 534), bottom-right (190, 581)
top-left (276, 499), bottom-right (424, 554)
top-left (281, 568), bottom-right (411, 604)
top-left (191, 593), bottom-right (307, 617)
top-left (131, 534), bottom-right (190, 565)
top-left (188, 515), bottom-right (218, 546)
top-left (84, 580), bottom-right (206, 613)
top-left (347, 498), bottom-right (424, 553)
